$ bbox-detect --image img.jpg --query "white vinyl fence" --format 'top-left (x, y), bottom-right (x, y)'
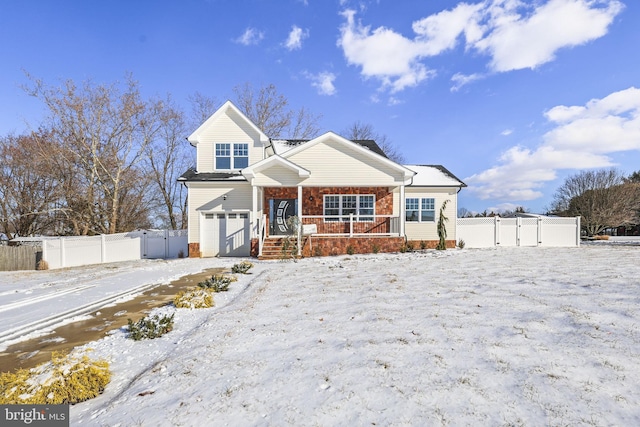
top-left (42, 230), bottom-right (188, 270)
top-left (456, 216), bottom-right (580, 248)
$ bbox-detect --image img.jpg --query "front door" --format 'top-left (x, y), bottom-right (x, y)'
top-left (270, 199), bottom-right (297, 235)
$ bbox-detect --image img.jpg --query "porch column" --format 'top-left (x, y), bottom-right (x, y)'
top-left (252, 185), bottom-right (258, 238)
top-left (297, 185), bottom-right (303, 256)
top-left (399, 184), bottom-right (406, 237)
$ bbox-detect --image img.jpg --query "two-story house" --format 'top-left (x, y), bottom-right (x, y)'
top-left (179, 101), bottom-right (465, 258)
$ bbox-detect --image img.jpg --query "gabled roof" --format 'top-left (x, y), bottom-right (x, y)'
top-left (242, 155), bottom-right (311, 180)
top-left (405, 165), bottom-right (466, 187)
top-left (271, 138), bottom-right (388, 158)
top-left (280, 132), bottom-right (415, 182)
top-left (187, 100), bottom-right (269, 146)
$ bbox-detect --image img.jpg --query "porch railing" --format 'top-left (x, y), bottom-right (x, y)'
top-left (299, 214), bottom-right (400, 237)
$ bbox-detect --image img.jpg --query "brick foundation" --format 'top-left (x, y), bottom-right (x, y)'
top-left (301, 236), bottom-right (405, 257)
top-left (188, 243), bottom-right (201, 258)
top-left (406, 240), bottom-right (457, 250)
top-left (251, 238), bottom-right (259, 257)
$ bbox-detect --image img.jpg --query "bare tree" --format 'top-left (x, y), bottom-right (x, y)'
top-left (457, 207), bottom-right (472, 218)
top-left (24, 73), bottom-right (157, 234)
top-left (145, 96), bottom-right (190, 229)
top-left (341, 121), bottom-right (405, 163)
top-left (187, 91), bottom-right (220, 130)
top-left (233, 83), bottom-right (321, 139)
top-left (0, 131), bottom-right (61, 236)
top-left (551, 168), bottom-right (640, 236)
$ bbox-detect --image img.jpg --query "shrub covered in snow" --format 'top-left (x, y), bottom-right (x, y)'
top-left (0, 351), bottom-right (110, 404)
top-left (173, 287), bottom-right (215, 309)
top-left (127, 313), bottom-right (174, 341)
top-left (198, 274), bottom-right (235, 292)
top-left (231, 261), bottom-right (254, 274)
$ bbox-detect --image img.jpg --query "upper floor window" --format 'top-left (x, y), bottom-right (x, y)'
top-left (215, 143), bottom-right (248, 170)
top-left (406, 197), bottom-right (435, 222)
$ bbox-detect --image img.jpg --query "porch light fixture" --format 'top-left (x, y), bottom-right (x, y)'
top-left (309, 196), bottom-right (314, 201)
top-left (223, 195), bottom-right (227, 200)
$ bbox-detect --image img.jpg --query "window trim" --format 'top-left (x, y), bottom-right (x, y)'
top-left (323, 194), bottom-right (375, 222)
top-left (406, 197), bottom-right (436, 222)
top-left (215, 142), bottom-right (249, 170)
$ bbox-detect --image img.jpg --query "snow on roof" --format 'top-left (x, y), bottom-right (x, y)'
top-left (270, 139), bottom-right (296, 155)
top-left (405, 165), bottom-right (466, 187)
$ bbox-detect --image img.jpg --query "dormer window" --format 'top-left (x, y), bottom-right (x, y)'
top-left (216, 143), bottom-right (248, 170)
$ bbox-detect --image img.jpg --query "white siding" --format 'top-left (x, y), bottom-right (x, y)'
top-left (187, 182), bottom-right (253, 243)
top-left (251, 165), bottom-right (307, 187)
top-left (404, 188), bottom-right (458, 241)
top-left (287, 139), bottom-right (404, 186)
top-left (196, 112), bottom-right (265, 172)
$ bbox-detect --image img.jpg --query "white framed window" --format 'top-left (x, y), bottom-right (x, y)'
top-left (215, 143), bottom-right (249, 170)
top-left (324, 194), bottom-right (375, 221)
top-left (406, 197), bottom-right (435, 222)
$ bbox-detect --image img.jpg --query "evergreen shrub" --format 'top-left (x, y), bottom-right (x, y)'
top-left (231, 261), bottom-right (254, 274)
top-left (0, 351), bottom-right (111, 404)
top-left (197, 274), bottom-right (234, 292)
top-left (174, 287), bottom-right (215, 309)
top-left (127, 313), bottom-right (174, 341)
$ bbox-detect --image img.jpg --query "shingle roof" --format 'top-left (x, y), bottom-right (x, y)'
top-left (178, 168), bottom-right (247, 182)
top-left (271, 138), bottom-right (388, 158)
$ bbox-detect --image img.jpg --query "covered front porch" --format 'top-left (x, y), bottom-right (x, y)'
top-left (251, 186), bottom-right (406, 258)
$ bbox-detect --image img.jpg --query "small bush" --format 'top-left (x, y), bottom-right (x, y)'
top-left (231, 261), bottom-right (254, 274)
top-left (420, 240), bottom-right (427, 250)
top-left (0, 351), bottom-right (110, 404)
top-left (36, 259), bottom-right (49, 271)
top-left (372, 244), bottom-right (380, 254)
top-left (313, 245), bottom-right (323, 257)
top-left (127, 313), bottom-right (174, 341)
top-left (198, 274), bottom-right (235, 292)
top-left (346, 245), bottom-right (355, 255)
top-left (399, 244), bottom-right (407, 253)
top-left (174, 287), bottom-right (214, 309)
top-left (406, 241), bottom-right (415, 252)
top-left (457, 239), bottom-right (466, 249)
top-left (177, 249), bottom-right (185, 258)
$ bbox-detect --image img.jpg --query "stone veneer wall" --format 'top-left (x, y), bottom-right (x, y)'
top-left (301, 236), bottom-right (404, 257)
top-left (263, 186), bottom-right (393, 217)
top-left (406, 239), bottom-right (456, 249)
top-left (262, 186), bottom-right (394, 235)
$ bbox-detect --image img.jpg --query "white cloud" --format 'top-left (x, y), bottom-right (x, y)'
top-left (474, 0), bottom-right (625, 72)
top-left (465, 87), bottom-right (640, 201)
top-left (305, 71), bottom-right (337, 96)
top-left (451, 72), bottom-right (485, 92)
top-left (337, 1), bottom-right (623, 92)
top-left (501, 129), bottom-right (513, 136)
top-left (235, 27), bottom-right (264, 46)
top-left (285, 25), bottom-right (309, 50)
top-left (337, 9), bottom-right (437, 93)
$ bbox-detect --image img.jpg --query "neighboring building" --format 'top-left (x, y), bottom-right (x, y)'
top-left (179, 101), bottom-right (466, 258)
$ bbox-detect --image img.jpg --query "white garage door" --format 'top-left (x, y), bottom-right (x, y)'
top-left (201, 212), bottom-right (250, 257)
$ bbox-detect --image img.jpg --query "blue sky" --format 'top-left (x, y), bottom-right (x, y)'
top-left (1, 0), bottom-right (638, 214)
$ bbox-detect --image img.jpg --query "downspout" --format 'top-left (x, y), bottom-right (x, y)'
top-left (401, 174), bottom-right (415, 243)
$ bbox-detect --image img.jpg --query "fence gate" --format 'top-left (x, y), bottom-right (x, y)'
top-left (456, 216), bottom-right (580, 248)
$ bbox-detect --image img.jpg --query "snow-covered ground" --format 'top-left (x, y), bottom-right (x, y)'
top-left (2, 242), bottom-right (640, 426)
